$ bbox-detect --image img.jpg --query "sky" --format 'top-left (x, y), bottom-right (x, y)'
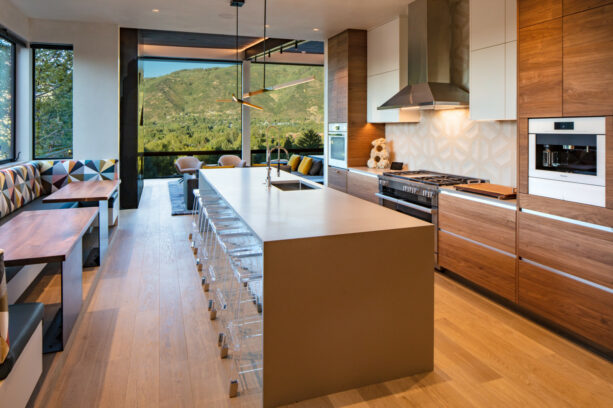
top-left (143, 60), bottom-right (235, 78)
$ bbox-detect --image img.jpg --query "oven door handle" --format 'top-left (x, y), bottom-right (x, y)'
top-left (375, 193), bottom-right (433, 214)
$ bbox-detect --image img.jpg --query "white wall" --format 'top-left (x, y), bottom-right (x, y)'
top-left (29, 19), bottom-right (120, 161)
top-left (0, 0), bottom-right (29, 39)
top-left (386, 110), bottom-right (517, 186)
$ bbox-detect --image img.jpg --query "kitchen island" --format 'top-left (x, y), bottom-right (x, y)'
top-left (199, 167), bottom-right (434, 407)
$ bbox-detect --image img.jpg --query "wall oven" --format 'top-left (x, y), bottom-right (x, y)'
top-left (529, 117), bottom-right (606, 207)
top-left (328, 123), bottom-right (347, 168)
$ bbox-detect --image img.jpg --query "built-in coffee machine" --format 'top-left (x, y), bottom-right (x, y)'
top-left (529, 117), bottom-right (606, 207)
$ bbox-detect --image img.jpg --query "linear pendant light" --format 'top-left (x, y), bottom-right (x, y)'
top-left (243, 0), bottom-right (315, 99)
top-left (217, 0), bottom-right (263, 111)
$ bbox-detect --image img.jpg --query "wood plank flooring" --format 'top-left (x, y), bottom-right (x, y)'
top-left (30, 179), bottom-right (613, 407)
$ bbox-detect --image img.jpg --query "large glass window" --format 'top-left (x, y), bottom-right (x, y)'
top-left (0, 35), bottom-right (15, 164)
top-left (141, 58), bottom-right (242, 178)
top-left (249, 63), bottom-right (324, 164)
top-left (33, 45), bottom-right (74, 159)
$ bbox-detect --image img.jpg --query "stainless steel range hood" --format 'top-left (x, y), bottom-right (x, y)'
top-left (378, 0), bottom-right (469, 111)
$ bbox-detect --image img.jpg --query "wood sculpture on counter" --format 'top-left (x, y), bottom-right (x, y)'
top-left (367, 138), bottom-right (391, 169)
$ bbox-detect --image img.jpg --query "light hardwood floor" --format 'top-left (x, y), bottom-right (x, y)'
top-left (30, 179), bottom-right (613, 407)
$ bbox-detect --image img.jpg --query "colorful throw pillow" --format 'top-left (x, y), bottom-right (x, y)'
top-left (309, 160), bottom-right (323, 176)
top-left (0, 250), bottom-right (8, 365)
top-left (288, 155), bottom-right (302, 172)
top-left (297, 157), bottom-right (314, 175)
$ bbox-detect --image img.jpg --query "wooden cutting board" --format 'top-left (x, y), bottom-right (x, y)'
top-left (454, 183), bottom-right (517, 200)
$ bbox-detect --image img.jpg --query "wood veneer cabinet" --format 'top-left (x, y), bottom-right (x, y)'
top-left (518, 0), bottom-right (562, 28)
top-left (328, 30), bottom-right (385, 167)
top-left (327, 166), bottom-right (348, 192)
top-left (518, 211), bottom-right (613, 290)
top-left (518, 260), bottom-right (613, 354)
top-left (438, 193), bottom-right (518, 301)
top-left (563, 4), bottom-right (613, 116)
top-left (564, 0), bottom-right (613, 14)
top-left (439, 193), bottom-right (516, 253)
top-left (518, 1), bottom-right (613, 117)
top-left (439, 231), bottom-right (517, 301)
top-left (518, 19), bottom-right (563, 118)
top-left (346, 171), bottom-right (379, 204)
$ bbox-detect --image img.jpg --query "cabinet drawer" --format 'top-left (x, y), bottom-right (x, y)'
top-left (327, 167), bottom-right (348, 192)
top-left (439, 231), bottom-right (516, 301)
top-left (518, 211), bottom-right (613, 289)
top-left (347, 171), bottom-right (378, 203)
top-left (439, 193), bottom-right (516, 254)
top-left (518, 260), bottom-right (613, 352)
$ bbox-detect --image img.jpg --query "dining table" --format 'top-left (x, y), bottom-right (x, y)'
top-left (43, 180), bottom-right (120, 264)
top-left (0, 208), bottom-right (98, 352)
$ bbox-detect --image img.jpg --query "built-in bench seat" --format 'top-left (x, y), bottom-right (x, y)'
top-left (0, 303), bottom-right (44, 408)
top-left (0, 159), bottom-right (118, 302)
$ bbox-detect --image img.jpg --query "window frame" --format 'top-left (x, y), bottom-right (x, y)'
top-left (31, 43), bottom-right (74, 160)
top-left (0, 31), bottom-right (17, 165)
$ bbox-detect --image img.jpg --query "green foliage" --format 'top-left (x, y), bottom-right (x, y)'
top-left (296, 129), bottom-right (323, 148)
top-left (142, 62), bottom-right (324, 177)
top-left (34, 48), bottom-right (73, 159)
top-left (0, 38), bottom-right (13, 161)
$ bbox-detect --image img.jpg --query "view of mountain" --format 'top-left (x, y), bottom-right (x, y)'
top-left (141, 63), bottom-right (324, 176)
top-left (142, 63), bottom-right (324, 151)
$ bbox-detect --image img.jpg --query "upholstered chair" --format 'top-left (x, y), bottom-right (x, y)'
top-left (175, 156), bottom-right (203, 176)
top-left (217, 155), bottom-right (246, 168)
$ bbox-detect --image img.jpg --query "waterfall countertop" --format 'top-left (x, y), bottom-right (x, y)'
top-left (199, 167), bottom-right (431, 242)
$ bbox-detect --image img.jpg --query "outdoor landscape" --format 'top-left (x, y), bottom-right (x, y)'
top-left (142, 62), bottom-right (324, 177)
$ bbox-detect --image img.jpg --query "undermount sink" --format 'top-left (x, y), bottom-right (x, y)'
top-left (271, 180), bottom-right (320, 191)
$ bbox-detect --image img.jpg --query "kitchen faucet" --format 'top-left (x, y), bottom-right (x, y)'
top-left (265, 125), bottom-right (289, 187)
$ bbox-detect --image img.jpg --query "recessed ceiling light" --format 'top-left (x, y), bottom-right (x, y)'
top-left (313, 28), bottom-right (320, 32)
top-left (152, 9), bottom-right (160, 13)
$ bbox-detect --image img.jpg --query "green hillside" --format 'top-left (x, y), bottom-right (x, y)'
top-left (142, 63), bottom-right (324, 154)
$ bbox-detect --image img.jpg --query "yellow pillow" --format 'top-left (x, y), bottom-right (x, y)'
top-left (297, 157), bottom-right (313, 175)
top-left (288, 155), bottom-right (302, 171)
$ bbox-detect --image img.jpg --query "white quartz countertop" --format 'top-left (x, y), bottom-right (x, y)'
top-left (200, 167), bottom-right (431, 242)
top-left (348, 167), bottom-right (406, 177)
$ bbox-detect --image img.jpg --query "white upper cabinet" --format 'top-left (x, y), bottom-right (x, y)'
top-left (469, 0), bottom-right (517, 120)
top-left (505, 0), bottom-right (517, 42)
top-left (505, 41), bottom-right (517, 119)
top-left (470, 45), bottom-right (506, 120)
top-left (367, 17), bottom-right (420, 123)
top-left (470, 0), bottom-right (506, 50)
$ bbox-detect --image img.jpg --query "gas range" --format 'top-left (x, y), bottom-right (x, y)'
top-left (382, 170), bottom-right (488, 187)
top-left (376, 170), bottom-right (488, 267)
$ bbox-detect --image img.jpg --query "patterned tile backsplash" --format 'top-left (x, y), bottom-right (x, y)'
top-left (385, 110), bottom-right (517, 187)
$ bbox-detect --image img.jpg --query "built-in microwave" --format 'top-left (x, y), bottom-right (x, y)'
top-left (528, 117), bottom-right (606, 207)
top-left (328, 123), bottom-right (347, 168)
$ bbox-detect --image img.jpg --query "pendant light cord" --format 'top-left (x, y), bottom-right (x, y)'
top-left (263, 0), bottom-right (267, 89)
top-left (236, 4), bottom-right (239, 96)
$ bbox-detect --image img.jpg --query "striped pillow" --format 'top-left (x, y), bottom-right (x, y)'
top-left (0, 249), bottom-right (8, 364)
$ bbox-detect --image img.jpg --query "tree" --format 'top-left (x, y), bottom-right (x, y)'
top-left (34, 48), bottom-right (73, 158)
top-left (296, 129), bottom-right (323, 149)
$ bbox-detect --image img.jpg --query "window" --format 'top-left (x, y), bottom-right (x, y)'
top-left (33, 45), bottom-right (74, 159)
top-left (249, 63), bottom-right (324, 164)
top-left (141, 58), bottom-right (242, 178)
top-left (0, 34), bottom-right (15, 164)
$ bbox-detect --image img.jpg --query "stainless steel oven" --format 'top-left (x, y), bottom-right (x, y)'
top-left (529, 117), bottom-right (606, 207)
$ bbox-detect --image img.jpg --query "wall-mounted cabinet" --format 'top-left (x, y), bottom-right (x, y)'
top-left (517, 0), bottom-right (613, 117)
top-left (328, 30), bottom-right (385, 168)
top-left (366, 17), bottom-right (420, 124)
top-left (469, 0), bottom-right (517, 120)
